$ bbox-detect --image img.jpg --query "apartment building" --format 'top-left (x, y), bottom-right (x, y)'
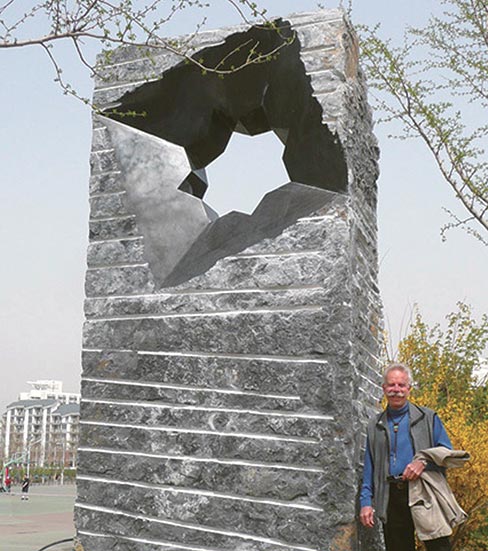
top-left (2, 381), bottom-right (80, 468)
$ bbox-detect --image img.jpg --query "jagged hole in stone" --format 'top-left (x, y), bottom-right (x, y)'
top-left (108, 19), bottom-right (348, 200)
top-left (104, 19), bottom-right (349, 286)
top-left (204, 131), bottom-right (288, 215)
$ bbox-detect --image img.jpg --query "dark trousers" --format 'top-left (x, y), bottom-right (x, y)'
top-left (384, 483), bottom-right (451, 551)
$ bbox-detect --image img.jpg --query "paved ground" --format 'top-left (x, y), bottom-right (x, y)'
top-left (0, 483), bottom-right (76, 551)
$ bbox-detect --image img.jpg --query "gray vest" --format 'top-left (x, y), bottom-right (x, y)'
top-left (366, 402), bottom-right (436, 523)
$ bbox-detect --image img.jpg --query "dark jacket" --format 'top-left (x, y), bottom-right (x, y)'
top-left (366, 402), bottom-right (436, 522)
top-left (21, 477), bottom-right (30, 492)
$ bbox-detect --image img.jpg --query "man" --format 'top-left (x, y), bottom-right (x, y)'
top-left (360, 363), bottom-right (452, 551)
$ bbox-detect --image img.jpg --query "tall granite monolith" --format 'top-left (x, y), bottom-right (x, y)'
top-left (76, 9), bottom-right (383, 551)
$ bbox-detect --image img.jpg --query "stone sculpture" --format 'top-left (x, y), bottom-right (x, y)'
top-left (76, 9), bottom-right (383, 551)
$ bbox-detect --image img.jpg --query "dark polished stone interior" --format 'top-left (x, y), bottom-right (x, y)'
top-left (108, 19), bottom-right (348, 196)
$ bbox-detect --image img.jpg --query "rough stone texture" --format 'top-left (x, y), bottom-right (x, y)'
top-left (77, 9), bottom-right (383, 551)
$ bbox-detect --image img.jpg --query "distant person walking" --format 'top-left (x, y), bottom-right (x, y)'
top-left (21, 475), bottom-right (30, 500)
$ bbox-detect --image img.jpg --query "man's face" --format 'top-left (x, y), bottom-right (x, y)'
top-left (382, 369), bottom-right (411, 409)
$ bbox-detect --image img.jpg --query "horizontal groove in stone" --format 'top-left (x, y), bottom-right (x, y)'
top-left (90, 147), bottom-right (116, 157)
top-left (85, 283), bottom-right (326, 299)
top-left (290, 11), bottom-right (343, 24)
top-left (84, 287), bottom-right (328, 319)
top-left (89, 213), bottom-right (135, 222)
top-left (87, 246), bottom-right (147, 273)
top-left (86, 261), bottom-right (149, 271)
top-left (89, 216), bottom-right (140, 242)
top-left (85, 265), bottom-right (155, 297)
top-left (168, 284), bottom-right (325, 295)
top-left (300, 43), bottom-right (338, 53)
top-left (81, 380), bottom-right (305, 416)
top-left (89, 191), bottom-right (125, 201)
top-left (80, 401), bottom-right (333, 441)
top-left (311, 87), bottom-right (340, 97)
top-left (82, 398), bottom-right (333, 420)
top-left (89, 193), bottom-right (129, 219)
top-left (77, 447), bottom-right (324, 473)
top-left (80, 420), bottom-right (319, 444)
top-left (77, 505), bottom-right (320, 551)
top-left (162, 253), bottom-right (340, 292)
top-left (77, 475), bottom-right (322, 511)
top-left (230, 250), bottom-right (323, 259)
top-left (80, 350), bottom-right (335, 405)
top-left (89, 150), bottom-right (118, 175)
top-left (75, 483), bottom-right (327, 546)
top-left (89, 169), bottom-right (121, 178)
top-left (76, 450), bottom-right (325, 504)
top-left (79, 419), bottom-right (319, 443)
top-left (82, 309), bottom-right (346, 356)
top-left (82, 377), bottom-right (301, 400)
top-left (90, 148), bottom-right (115, 156)
top-left (88, 235), bottom-right (142, 244)
top-left (78, 531), bottom-right (220, 551)
top-left (309, 71), bottom-right (342, 92)
top-left (82, 533), bottom-right (212, 551)
top-left (302, 51), bottom-right (343, 75)
top-left (79, 424), bottom-right (323, 465)
top-left (82, 347), bottom-right (331, 363)
top-left (89, 172), bottom-right (123, 195)
top-left (84, 304), bottom-right (322, 322)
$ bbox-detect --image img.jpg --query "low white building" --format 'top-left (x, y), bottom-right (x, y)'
top-left (2, 381), bottom-right (80, 467)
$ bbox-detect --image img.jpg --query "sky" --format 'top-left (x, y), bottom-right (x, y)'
top-left (0, 0), bottom-right (487, 414)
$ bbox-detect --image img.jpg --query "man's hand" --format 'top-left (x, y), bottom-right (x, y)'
top-left (402, 459), bottom-right (427, 481)
top-left (359, 505), bottom-right (375, 528)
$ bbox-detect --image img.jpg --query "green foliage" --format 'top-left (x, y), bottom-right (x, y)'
top-left (401, 303), bottom-right (488, 417)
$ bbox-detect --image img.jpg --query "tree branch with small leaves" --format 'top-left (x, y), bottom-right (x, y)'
top-left (359, 0), bottom-right (488, 244)
top-left (0, 1), bottom-right (292, 107)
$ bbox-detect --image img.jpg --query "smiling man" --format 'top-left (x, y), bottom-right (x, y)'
top-left (359, 363), bottom-right (453, 551)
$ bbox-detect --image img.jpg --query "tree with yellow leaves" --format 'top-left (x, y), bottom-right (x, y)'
top-left (398, 303), bottom-right (488, 550)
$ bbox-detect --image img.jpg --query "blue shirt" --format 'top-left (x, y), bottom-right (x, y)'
top-left (360, 403), bottom-right (452, 508)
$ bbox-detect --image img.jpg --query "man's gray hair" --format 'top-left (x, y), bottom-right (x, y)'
top-left (383, 362), bottom-right (413, 386)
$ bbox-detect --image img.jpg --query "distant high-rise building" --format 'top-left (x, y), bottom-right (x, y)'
top-left (19, 380), bottom-right (80, 404)
top-left (2, 381), bottom-right (80, 468)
